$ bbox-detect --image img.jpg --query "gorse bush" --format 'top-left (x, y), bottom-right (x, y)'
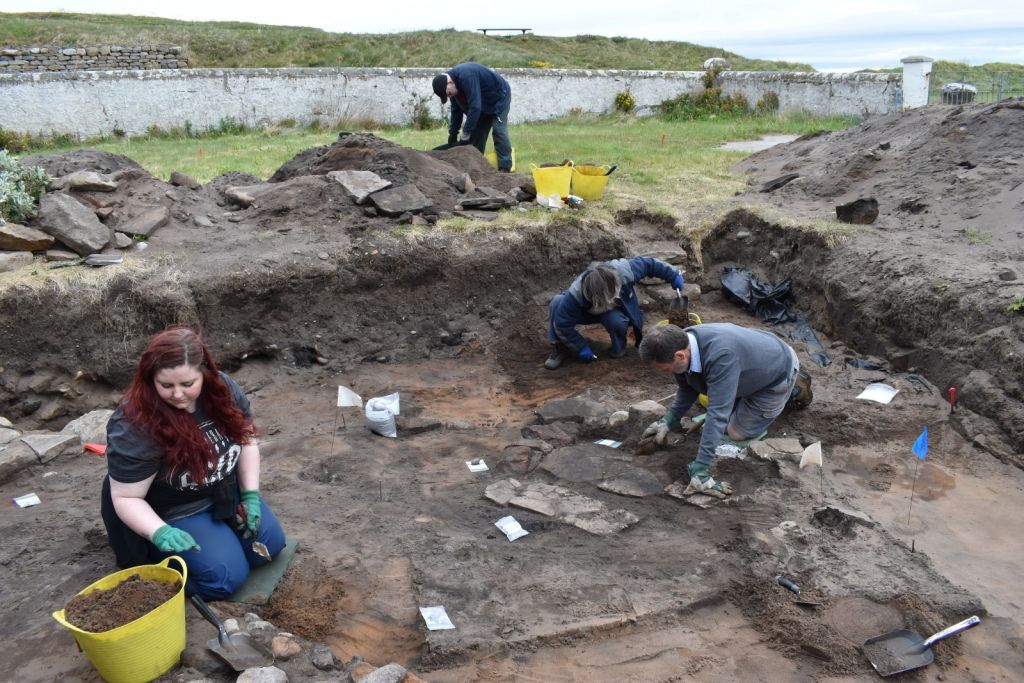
top-left (614, 90), bottom-right (636, 113)
top-left (0, 150), bottom-right (50, 223)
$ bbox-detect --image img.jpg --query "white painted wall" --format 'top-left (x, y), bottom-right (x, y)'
top-left (0, 67), bottom-right (901, 137)
top-left (900, 56), bottom-right (933, 109)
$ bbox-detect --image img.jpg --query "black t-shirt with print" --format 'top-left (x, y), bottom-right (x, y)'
top-left (106, 372), bottom-right (252, 521)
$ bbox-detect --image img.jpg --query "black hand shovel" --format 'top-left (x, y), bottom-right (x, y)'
top-left (862, 615), bottom-right (980, 677)
top-left (191, 595), bottom-right (275, 671)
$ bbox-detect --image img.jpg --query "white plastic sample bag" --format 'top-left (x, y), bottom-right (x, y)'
top-left (365, 392), bottom-right (401, 438)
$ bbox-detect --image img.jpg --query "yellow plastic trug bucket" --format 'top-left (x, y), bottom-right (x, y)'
top-left (484, 147), bottom-right (516, 172)
top-left (52, 556), bottom-right (187, 683)
top-left (530, 162), bottom-right (573, 198)
top-left (571, 165), bottom-right (612, 200)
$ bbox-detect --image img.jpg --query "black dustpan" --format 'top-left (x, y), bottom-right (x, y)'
top-left (862, 615), bottom-right (980, 677)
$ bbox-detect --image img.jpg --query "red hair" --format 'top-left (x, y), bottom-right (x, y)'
top-left (122, 326), bottom-right (254, 484)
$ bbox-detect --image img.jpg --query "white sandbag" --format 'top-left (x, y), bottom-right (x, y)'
top-left (365, 392), bottom-right (401, 438)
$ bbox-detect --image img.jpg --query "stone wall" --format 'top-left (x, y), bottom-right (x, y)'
top-left (0, 45), bottom-right (188, 72)
top-left (0, 66), bottom-right (901, 137)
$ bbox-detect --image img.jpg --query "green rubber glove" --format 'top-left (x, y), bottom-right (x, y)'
top-left (152, 525), bottom-right (200, 553)
top-left (240, 490), bottom-right (262, 535)
top-left (660, 410), bottom-right (683, 432)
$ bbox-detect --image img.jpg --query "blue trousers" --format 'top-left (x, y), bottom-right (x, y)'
top-left (467, 92), bottom-right (513, 171)
top-left (548, 299), bottom-right (631, 356)
top-left (149, 498), bottom-right (286, 600)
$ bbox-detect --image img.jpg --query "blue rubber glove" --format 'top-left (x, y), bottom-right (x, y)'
top-left (239, 490), bottom-right (262, 536)
top-left (577, 347), bottom-right (597, 362)
top-left (672, 273), bottom-right (685, 290)
top-left (152, 525), bottom-right (200, 553)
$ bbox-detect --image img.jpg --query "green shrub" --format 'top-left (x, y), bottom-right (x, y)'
top-left (614, 90), bottom-right (636, 114)
top-left (0, 128), bottom-right (31, 154)
top-left (755, 91), bottom-right (780, 114)
top-left (1009, 294), bottom-right (1024, 313)
top-left (0, 150), bottom-right (50, 223)
top-left (409, 93), bottom-right (442, 130)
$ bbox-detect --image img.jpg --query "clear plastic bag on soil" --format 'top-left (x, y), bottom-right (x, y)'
top-left (365, 392), bottom-right (401, 438)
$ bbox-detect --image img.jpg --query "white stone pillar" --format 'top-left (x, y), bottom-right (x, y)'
top-left (901, 56), bottom-right (933, 109)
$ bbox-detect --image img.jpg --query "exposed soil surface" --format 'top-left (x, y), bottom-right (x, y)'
top-left (64, 575), bottom-right (181, 632)
top-left (2, 104), bottom-right (1023, 681)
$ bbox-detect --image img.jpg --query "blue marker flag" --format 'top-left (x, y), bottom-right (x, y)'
top-left (912, 426), bottom-right (929, 460)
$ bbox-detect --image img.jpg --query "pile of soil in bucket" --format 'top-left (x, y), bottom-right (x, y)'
top-left (63, 575), bottom-right (179, 632)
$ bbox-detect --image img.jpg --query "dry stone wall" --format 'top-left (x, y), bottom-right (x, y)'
top-left (0, 45), bottom-right (187, 72)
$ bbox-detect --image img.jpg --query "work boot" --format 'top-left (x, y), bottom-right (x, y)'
top-left (788, 368), bottom-right (813, 410)
top-left (684, 461), bottom-right (733, 498)
top-left (544, 343), bottom-right (569, 370)
top-left (609, 347), bottom-right (628, 359)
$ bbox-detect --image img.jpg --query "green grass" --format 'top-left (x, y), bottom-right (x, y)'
top-left (24, 112), bottom-right (856, 233)
top-left (0, 13), bottom-right (813, 71)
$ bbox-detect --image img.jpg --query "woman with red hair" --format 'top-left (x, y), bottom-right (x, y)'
top-left (101, 326), bottom-right (286, 599)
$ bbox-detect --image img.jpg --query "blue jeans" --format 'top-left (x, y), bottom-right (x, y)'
top-left (467, 92), bottom-right (513, 171)
top-left (491, 92), bottom-right (513, 171)
top-left (149, 498), bottom-right (286, 600)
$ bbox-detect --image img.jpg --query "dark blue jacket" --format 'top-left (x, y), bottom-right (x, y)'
top-left (550, 257), bottom-right (681, 351)
top-left (447, 62), bottom-right (511, 138)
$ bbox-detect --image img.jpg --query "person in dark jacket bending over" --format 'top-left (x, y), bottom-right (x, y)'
top-left (546, 256), bottom-right (684, 369)
top-left (638, 322), bottom-right (812, 496)
top-left (432, 62), bottom-right (513, 172)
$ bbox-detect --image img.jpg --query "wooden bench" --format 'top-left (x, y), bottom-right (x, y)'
top-left (478, 28), bottom-right (532, 35)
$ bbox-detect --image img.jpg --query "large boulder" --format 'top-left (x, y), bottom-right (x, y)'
top-left (36, 193), bottom-right (110, 255)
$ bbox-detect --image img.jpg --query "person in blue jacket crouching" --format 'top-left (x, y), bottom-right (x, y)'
top-left (545, 256), bottom-right (683, 370)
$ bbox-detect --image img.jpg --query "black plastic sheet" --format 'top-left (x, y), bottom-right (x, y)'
top-left (719, 266), bottom-right (832, 367)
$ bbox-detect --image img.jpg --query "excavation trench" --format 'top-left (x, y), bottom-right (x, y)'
top-left (2, 124), bottom-right (1023, 680)
top-left (2, 213), bottom-right (1022, 681)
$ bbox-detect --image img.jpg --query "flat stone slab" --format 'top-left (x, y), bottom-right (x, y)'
top-left (369, 184), bottom-right (432, 216)
top-left (749, 438), bottom-right (805, 463)
top-left (20, 432), bottom-right (80, 463)
top-left (599, 468), bottom-right (666, 497)
top-left (539, 443), bottom-right (634, 482)
top-left (327, 170), bottom-right (392, 204)
top-left (535, 396), bottom-right (610, 426)
top-left (0, 442), bottom-right (36, 485)
top-left (61, 409), bottom-right (114, 444)
top-left (119, 205), bottom-right (170, 237)
top-left (0, 222), bottom-right (55, 251)
top-left (484, 478), bottom-right (640, 535)
top-left (521, 422), bottom-right (578, 447)
top-left (64, 170), bottom-right (118, 192)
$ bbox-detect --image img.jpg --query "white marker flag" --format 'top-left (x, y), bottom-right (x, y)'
top-left (337, 386), bottom-right (363, 408)
top-left (799, 442), bottom-right (823, 469)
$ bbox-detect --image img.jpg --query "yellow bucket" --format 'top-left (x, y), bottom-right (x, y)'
top-left (531, 162), bottom-right (574, 198)
top-left (484, 147), bottom-right (516, 172)
top-left (53, 556), bottom-right (187, 683)
top-left (571, 165), bottom-right (612, 200)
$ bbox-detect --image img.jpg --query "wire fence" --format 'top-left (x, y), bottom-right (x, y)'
top-left (929, 70), bottom-right (1024, 104)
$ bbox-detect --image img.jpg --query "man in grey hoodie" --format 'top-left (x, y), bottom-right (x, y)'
top-left (639, 322), bottom-right (812, 496)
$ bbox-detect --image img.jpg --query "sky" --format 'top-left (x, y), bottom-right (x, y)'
top-left (2, 1), bottom-right (1022, 70)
